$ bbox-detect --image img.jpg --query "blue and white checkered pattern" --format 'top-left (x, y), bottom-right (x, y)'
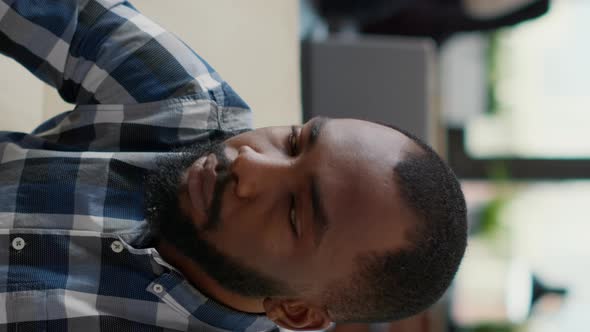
top-left (0, 0), bottom-right (275, 330)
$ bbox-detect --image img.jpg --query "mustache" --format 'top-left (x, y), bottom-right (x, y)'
top-left (202, 168), bottom-right (232, 232)
top-left (200, 149), bottom-right (233, 232)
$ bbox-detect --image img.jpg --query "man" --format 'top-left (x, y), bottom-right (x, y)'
top-left (0, 0), bottom-right (467, 331)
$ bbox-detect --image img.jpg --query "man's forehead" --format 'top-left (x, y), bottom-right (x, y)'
top-left (320, 126), bottom-right (409, 240)
top-left (303, 118), bottom-right (415, 251)
top-left (322, 158), bottom-right (400, 222)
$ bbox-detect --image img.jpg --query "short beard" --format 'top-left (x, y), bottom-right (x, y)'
top-left (144, 132), bottom-right (292, 298)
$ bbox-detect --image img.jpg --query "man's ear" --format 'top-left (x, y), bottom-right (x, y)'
top-left (263, 298), bottom-right (331, 331)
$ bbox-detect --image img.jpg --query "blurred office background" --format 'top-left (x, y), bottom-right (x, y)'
top-left (1, 0), bottom-right (588, 331)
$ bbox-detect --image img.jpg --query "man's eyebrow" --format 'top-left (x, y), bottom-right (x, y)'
top-left (305, 117), bottom-right (329, 247)
top-left (306, 116), bottom-right (327, 149)
top-left (310, 175), bottom-right (329, 248)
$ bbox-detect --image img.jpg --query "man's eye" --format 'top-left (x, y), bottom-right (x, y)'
top-left (288, 126), bottom-right (299, 156)
top-left (289, 196), bottom-right (298, 237)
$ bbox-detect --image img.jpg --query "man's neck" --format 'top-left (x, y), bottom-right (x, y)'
top-left (156, 240), bottom-right (266, 315)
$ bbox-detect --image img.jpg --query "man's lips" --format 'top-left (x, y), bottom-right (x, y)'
top-left (187, 154), bottom-right (219, 221)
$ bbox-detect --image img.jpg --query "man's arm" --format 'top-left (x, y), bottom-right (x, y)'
top-left (0, 0), bottom-right (224, 105)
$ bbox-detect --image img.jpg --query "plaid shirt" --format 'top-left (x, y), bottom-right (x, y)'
top-left (0, 0), bottom-right (276, 330)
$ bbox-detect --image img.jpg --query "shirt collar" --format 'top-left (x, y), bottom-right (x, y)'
top-left (121, 221), bottom-right (275, 331)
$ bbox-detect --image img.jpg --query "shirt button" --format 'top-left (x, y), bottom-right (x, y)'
top-left (12, 237), bottom-right (26, 251)
top-left (153, 284), bottom-right (164, 294)
top-left (110, 240), bottom-right (124, 253)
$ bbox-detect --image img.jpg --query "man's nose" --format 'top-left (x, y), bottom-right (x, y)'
top-left (231, 145), bottom-right (293, 199)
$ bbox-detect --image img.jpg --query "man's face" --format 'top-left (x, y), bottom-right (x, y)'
top-left (147, 117), bottom-right (416, 299)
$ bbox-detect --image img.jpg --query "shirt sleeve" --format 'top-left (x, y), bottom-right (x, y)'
top-left (0, 0), bottom-right (245, 107)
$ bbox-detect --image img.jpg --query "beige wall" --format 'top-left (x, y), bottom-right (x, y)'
top-left (0, 56), bottom-right (46, 131)
top-left (2, 0), bottom-right (301, 132)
